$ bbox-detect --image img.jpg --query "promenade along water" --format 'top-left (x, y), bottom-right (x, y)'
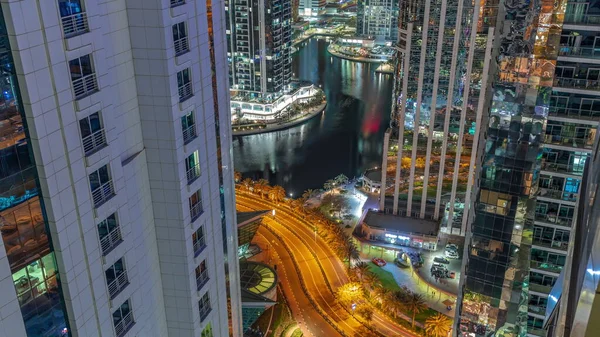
top-left (232, 38), bottom-right (393, 194)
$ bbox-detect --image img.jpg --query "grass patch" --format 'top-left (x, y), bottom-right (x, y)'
top-left (290, 328), bottom-right (303, 337)
top-left (252, 287), bottom-right (292, 336)
top-left (414, 307), bottom-right (439, 324)
top-left (367, 264), bottom-right (401, 291)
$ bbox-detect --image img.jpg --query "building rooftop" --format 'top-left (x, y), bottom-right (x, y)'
top-left (237, 210), bottom-right (270, 227)
top-left (363, 210), bottom-right (439, 236)
top-left (364, 169), bottom-right (382, 182)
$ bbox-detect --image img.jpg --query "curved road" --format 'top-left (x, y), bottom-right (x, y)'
top-left (237, 192), bottom-right (416, 337)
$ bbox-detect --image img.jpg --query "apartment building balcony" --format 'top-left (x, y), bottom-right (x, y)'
top-left (544, 133), bottom-right (594, 150)
top-left (532, 238), bottom-right (569, 252)
top-left (73, 73), bottom-right (99, 100)
top-left (190, 202), bottom-right (203, 222)
top-left (61, 12), bottom-right (89, 38)
top-left (553, 77), bottom-right (600, 94)
top-left (534, 211), bottom-right (573, 228)
top-left (196, 270), bottom-right (209, 291)
top-left (182, 125), bottom-right (197, 144)
top-left (528, 304), bottom-right (547, 316)
top-left (174, 36), bottom-right (189, 56)
top-left (537, 187), bottom-right (578, 203)
top-left (199, 305), bottom-right (211, 322)
top-left (548, 106), bottom-right (600, 121)
top-left (529, 282), bottom-right (553, 294)
top-left (564, 13), bottom-right (600, 26)
top-left (114, 311), bottom-right (134, 337)
top-left (193, 236), bottom-right (206, 257)
top-left (99, 226), bottom-right (123, 256)
top-left (540, 161), bottom-right (585, 176)
top-left (92, 180), bottom-right (115, 208)
top-left (186, 164), bottom-right (200, 185)
top-left (559, 46), bottom-right (600, 61)
top-left (107, 271), bottom-right (129, 300)
top-left (82, 128), bottom-right (107, 156)
top-left (530, 260), bottom-right (563, 274)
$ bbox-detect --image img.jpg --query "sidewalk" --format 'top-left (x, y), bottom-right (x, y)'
top-left (359, 255), bottom-right (457, 318)
top-left (355, 238), bottom-right (460, 296)
top-left (232, 102), bottom-right (326, 136)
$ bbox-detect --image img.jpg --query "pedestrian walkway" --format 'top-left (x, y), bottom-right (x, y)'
top-left (232, 102), bottom-right (326, 136)
top-left (359, 255), bottom-right (457, 318)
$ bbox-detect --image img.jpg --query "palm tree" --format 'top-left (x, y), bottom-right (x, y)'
top-left (406, 291), bottom-right (427, 328)
top-left (364, 271), bottom-right (380, 291)
top-left (254, 179), bottom-right (269, 198)
top-left (425, 313), bottom-right (452, 337)
top-left (301, 189), bottom-right (314, 202)
top-left (234, 171), bottom-right (242, 183)
top-left (354, 261), bottom-right (370, 282)
top-left (271, 185), bottom-right (286, 202)
top-left (242, 178), bottom-right (253, 192)
top-left (324, 179), bottom-right (336, 191)
top-left (373, 284), bottom-right (390, 305)
top-left (335, 174), bottom-right (349, 186)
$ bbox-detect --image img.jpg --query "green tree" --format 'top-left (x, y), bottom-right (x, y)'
top-left (335, 174), bottom-right (349, 185)
top-left (242, 178), bottom-right (253, 192)
top-left (353, 261), bottom-right (370, 282)
top-left (301, 189), bottom-right (314, 202)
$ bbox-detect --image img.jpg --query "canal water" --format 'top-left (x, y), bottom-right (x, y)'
top-left (232, 38), bottom-right (393, 195)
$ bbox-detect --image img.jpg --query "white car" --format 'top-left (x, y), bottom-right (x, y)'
top-left (445, 250), bottom-right (459, 259)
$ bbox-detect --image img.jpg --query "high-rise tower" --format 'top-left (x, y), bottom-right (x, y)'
top-left (226, 0), bottom-right (293, 100)
top-left (457, 1), bottom-right (570, 336)
top-left (0, 0), bottom-right (242, 336)
top-left (380, 0), bottom-right (496, 235)
top-left (356, 0), bottom-right (399, 41)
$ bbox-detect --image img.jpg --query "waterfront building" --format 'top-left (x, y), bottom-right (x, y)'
top-left (0, 0), bottom-right (242, 336)
top-left (226, 0), bottom-right (293, 99)
top-left (298, 0), bottom-right (326, 17)
top-left (356, 0), bottom-right (399, 41)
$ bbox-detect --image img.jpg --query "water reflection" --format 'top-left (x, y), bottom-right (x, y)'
top-left (232, 38), bottom-right (392, 193)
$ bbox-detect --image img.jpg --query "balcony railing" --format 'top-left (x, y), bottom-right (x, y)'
top-left (559, 46), bottom-right (600, 59)
top-left (82, 129), bottom-right (107, 156)
top-left (107, 271), bottom-right (129, 300)
top-left (114, 311), bottom-right (134, 337)
top-left (170, 0), bottom-right (185, 7)
top-left (174, 37), bottom-right (189, 56)
top-left (532, 238), bottom-right (569, 251)
top-left (544, 134), bottom-right (593, 149)
top-left (193, 237), bottom-right (206, 257)
top-left (529, 282), bottom-right (552, 294)
top-left (528, 328), bottom-right (547, 337)
top-left (190, 202), bottom-right (203, 221)
top-left (183, 125), bottom-right (197, 144)
top-left (564, 13), bottom-right (600, 25)
top-left (530, 260), bottom-right (563, 274)
top-left (534, 212), bottom-right (573, 227)
top-left (186, 164), bottom-right (201, 184)
top-left (92, 181), bottom-right (115, 208)
top-left (537, 187), bottom-right (578, 202)
top-left (178, 82), bottom-right (193, 102)
top-left (196, 270), bottom-right (209, 290)
top-left (199, 305), bottom-right (211, 322)
top-left (528, 304), bottom-right (547, 315)
top-left (61, 12), bottom-right (89, 38)
top-left (548, 107), bottom-right (600, 121)
top-left (73, 73), bottom-right (98, 99)
top-left (100, 227), bottom-right (123, 256)
top-left (554, 77), bottom-right (600, 91)
top-left (540, 162), bottom-right (584, 176)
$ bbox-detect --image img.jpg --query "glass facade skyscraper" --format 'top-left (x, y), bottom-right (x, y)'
top-left (0, 8), bottom-right (69, 337)
top-left (457, 1), bottom-right (569, 336)
top-left (356, 0), bottom-right (399, 41)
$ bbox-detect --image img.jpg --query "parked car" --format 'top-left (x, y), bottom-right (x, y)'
top-left (445, 243), bottom-right (459, 251)
top-left (445, 250), bottom-right (459, 259)
top-left (434, 256), bottom-right (450, 264)
top-left (372, 257), bottom-right (386, 267)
